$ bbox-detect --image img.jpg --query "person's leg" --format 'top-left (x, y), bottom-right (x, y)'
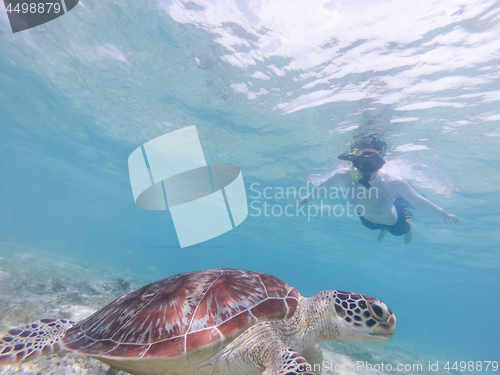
top-left (377, 229), bottom-right (388, 241)
top-left (404, 230), bottom-right (412, 244)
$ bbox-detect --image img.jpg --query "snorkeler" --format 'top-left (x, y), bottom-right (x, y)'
top-left (300, 136), bottom-right (459, 243)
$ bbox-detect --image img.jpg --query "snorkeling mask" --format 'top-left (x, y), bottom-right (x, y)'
top-left (338, 148), bottom-right (385, 188)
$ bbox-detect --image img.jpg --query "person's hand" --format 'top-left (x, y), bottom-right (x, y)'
top-left (300, 196), bottom-right (310, 206)
top-left (440, 211), bottom-right (459, 224)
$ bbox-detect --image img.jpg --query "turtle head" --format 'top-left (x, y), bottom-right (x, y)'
top-left (316, 290), bottom-right (396, 343)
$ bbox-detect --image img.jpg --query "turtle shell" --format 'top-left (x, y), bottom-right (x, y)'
top-left (63, 269), bottom-right (299, 362)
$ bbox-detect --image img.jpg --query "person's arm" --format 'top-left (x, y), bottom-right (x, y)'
top-left (392, 178), bottom-right (459, 224)
top-left (300, 169), bottom-right (349, 205)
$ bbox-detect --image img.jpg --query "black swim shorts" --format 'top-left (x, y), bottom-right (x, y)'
top-left (359, 196), bottom-right (411, 236)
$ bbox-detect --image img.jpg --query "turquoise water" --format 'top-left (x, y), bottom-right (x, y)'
top-left (1, 0), bottom-right (499, 373)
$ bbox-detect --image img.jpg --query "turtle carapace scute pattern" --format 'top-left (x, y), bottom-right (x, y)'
top-left (64, 269), bottom-right (299, 359)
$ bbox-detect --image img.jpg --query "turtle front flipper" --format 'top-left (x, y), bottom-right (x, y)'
top-left (262, 347), bottom-right (317, 375)
top-left (0, 319), bottom-right (74, 366)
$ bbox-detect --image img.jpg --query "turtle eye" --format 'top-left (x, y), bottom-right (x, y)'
top-left (367, 301), bottom-right (389, 322)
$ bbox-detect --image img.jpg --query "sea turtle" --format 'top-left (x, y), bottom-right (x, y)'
top-left (0, 268), bottom-right (396, 375)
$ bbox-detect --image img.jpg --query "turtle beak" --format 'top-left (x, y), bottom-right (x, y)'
top-left (368, 332), bottom-right (394, 342)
